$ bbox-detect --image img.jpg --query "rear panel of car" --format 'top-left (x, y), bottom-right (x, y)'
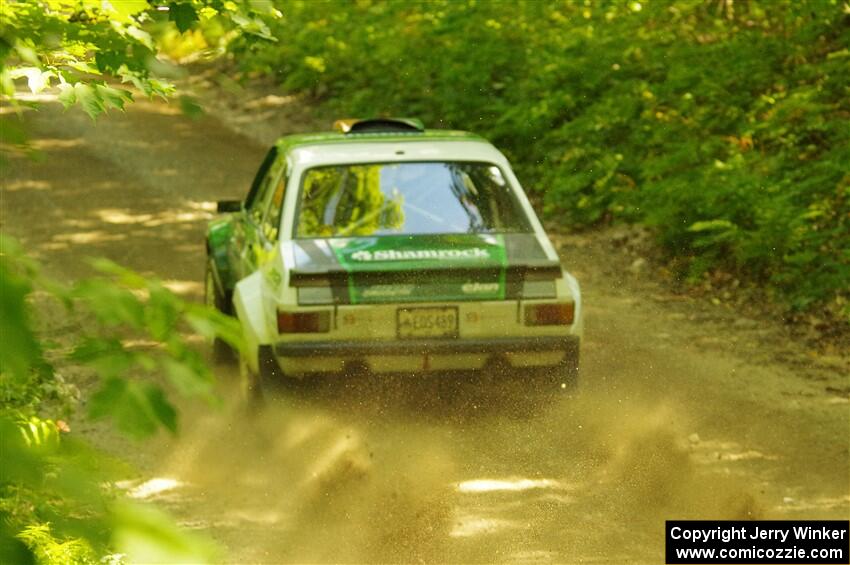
top-left (269, 234), bottom-right (580, 374)
top-left (252, 137), bottom-right (580, 374)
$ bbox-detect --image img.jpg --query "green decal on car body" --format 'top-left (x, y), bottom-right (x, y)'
top-left (329, 234), bottom-right (508, 304)
top-left (207, 216), bottom-right (236, 291)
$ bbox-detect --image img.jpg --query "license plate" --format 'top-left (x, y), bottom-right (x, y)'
top-left (397, 307), bottom-right (458, 339)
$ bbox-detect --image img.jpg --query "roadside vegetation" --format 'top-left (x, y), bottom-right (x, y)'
top-left (226, 0), bottom-right (849, 321)
top-left (1, 0), bottom-right (847, 562)
top-left (1, 236), bottom-right (242, 563)
top-left (1, 1), bottom-right (250, 562)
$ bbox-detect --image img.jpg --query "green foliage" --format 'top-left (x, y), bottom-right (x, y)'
top-left (229, 0), bottom-right (850, 316)
top-left (17, 524), bottom-right (97, 565)
top-left (0, 414), bottom-right (109, 565)
top-left (0, 236), bottom-right (243, 563)
top-left (2, 241), bottom-right (240, 436)
top-left (0, 0), bottom-right (278, 119)
top-left (110, 501), bottom-right (218, 563)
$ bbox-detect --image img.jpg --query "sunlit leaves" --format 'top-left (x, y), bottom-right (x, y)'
top-left (97, 83), bottom-right (134, 110)
top-left (3, 238), bottom-right (240, 441)
top-left (102, 0), bottom-right (150, 24)
top-left (687, 220), bottom-right (741, 249)
top-left (8, 67), bottom-right (54, 93)
top-left (55, 82), bottom-right (134, 119)
top-left (119, 70), bottom-right (176, 99)
top-left (18, 416), bottom-right (62, 450)
top-left (0, 409), bottom-right (214, 563)
top-left (74, 83), bottom-right (108, 120)
top-left (17, 524), bottom-right (97, 565)
top-left (123, 25), bottom-right (154, 50)
top-left (0, 413), bottom-right (111, 560)
top-left (1, 0), bottom-right (276, 119)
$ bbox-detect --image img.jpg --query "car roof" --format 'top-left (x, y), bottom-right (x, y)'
top-left (276, 131), bottom-right (510, 169)
top-left (275, 128), bottom-right (482, 149)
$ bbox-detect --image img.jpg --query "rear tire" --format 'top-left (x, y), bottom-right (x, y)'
top-left (238, 348), bottom-right (263, 406)
top-left (205, 260), bottom-right (233, 362)
top-left (238, 345), bottom-right (284, 406)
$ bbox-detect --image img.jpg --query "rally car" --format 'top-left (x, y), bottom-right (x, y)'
top-left (205, 118), bottom-right (582, 396)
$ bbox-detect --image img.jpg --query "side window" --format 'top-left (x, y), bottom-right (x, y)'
top-left (245, 147), bottom-right (277, 210)
top-left (262, 163), bottom-right (288, 242)
top-left (249, 176), bottom-right (273, 224)
top-left (249, 158), bottom-right (284, 226)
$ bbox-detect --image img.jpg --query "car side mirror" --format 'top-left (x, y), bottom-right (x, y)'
top-left (216, 200), bottom-right (242, 213)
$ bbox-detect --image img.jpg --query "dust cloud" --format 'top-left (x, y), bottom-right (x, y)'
top-left (132, 367), bottom-right (773, 564)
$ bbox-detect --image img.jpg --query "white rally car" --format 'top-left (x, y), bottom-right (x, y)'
top-left (205, 118), bottom-right (582, 396)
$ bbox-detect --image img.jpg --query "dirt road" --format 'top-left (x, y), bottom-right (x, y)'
top-left (3, 94), bottom-right (848, 564)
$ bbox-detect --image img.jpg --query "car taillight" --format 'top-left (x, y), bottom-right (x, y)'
top-left (277, 310), bottom-right (331, 333)
top-left (524, 303), bottom-right (574, 326)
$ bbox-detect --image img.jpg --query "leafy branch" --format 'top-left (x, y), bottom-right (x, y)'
top-left (0, 234), bottom-right (243, 562)
top-left (0, 0), bottom-right (279, 119)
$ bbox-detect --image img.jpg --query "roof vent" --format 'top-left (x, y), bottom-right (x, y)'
top-left (334, 117), bottom-right (425, 134)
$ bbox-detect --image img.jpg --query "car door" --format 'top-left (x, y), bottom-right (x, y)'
top-left (260, 159), bottom-right (288, 243)
top-left (228, 147), bottom-right (279, 280)
top-left (259, 161), bottom-right (289, 327)
top-left (236, 154), bottom-right (288, 279)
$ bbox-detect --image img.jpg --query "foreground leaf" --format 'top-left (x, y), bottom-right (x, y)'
top-left (89, 378), bottom-right (178, 438)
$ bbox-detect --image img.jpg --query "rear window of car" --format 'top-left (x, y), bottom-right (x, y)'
top-left (294, 161), bottom-right (532, 238)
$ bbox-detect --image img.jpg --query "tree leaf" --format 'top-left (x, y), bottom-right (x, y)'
top-left (89, 378), bottom-right (177, 438)
top-left (687, 219), bottom-right (736, 233)
top-left (94, 50), bottom-right (124, 74)
top-left (185, 306), bottom-right (245, 353)
top-left (169, 2), bottom-right (199, 33)
top-left (96, 84), bottom-right (133, 111)
top-left (145, 286), bottom-right (181, 341)
top-left (103, 0), bottom-right (150, 24)
top-left (9, 67), bottom-right (54, 93)
top-left (70, 337), bottom-right (134, 380)
top-left (161, 358), bottom-right (213, 399)
top-left (57, 82), bottom-right (77, 108)
top-left (125, 25), bottom-right (154, 50)
top-left (179, 94), bottom-right (204, 118)
top-left (73, 279), bottom-right (145, 328)
top-left (89, 257), bottom-right (149, 288)
top-left (0, 260), bottom-right (41, 383)
top-left (27, 69), bottom-right (54, 93)
top-left (73, 83), bottom-right (105, 119)
top-left (112, 501), bottom-right (218, 564)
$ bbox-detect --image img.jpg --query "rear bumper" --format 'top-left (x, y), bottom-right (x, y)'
top-left (274, 334), bottom-right (579, 358)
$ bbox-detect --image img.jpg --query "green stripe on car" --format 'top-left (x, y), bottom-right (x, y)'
top-left (330, 234), bottom-right (508, 304)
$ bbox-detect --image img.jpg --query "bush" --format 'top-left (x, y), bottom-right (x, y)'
top-left (229, 0), bottom-right (849, 316)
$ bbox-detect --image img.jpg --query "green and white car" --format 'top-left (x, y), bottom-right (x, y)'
top-left (205, 118), bottom-right (582, 395)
